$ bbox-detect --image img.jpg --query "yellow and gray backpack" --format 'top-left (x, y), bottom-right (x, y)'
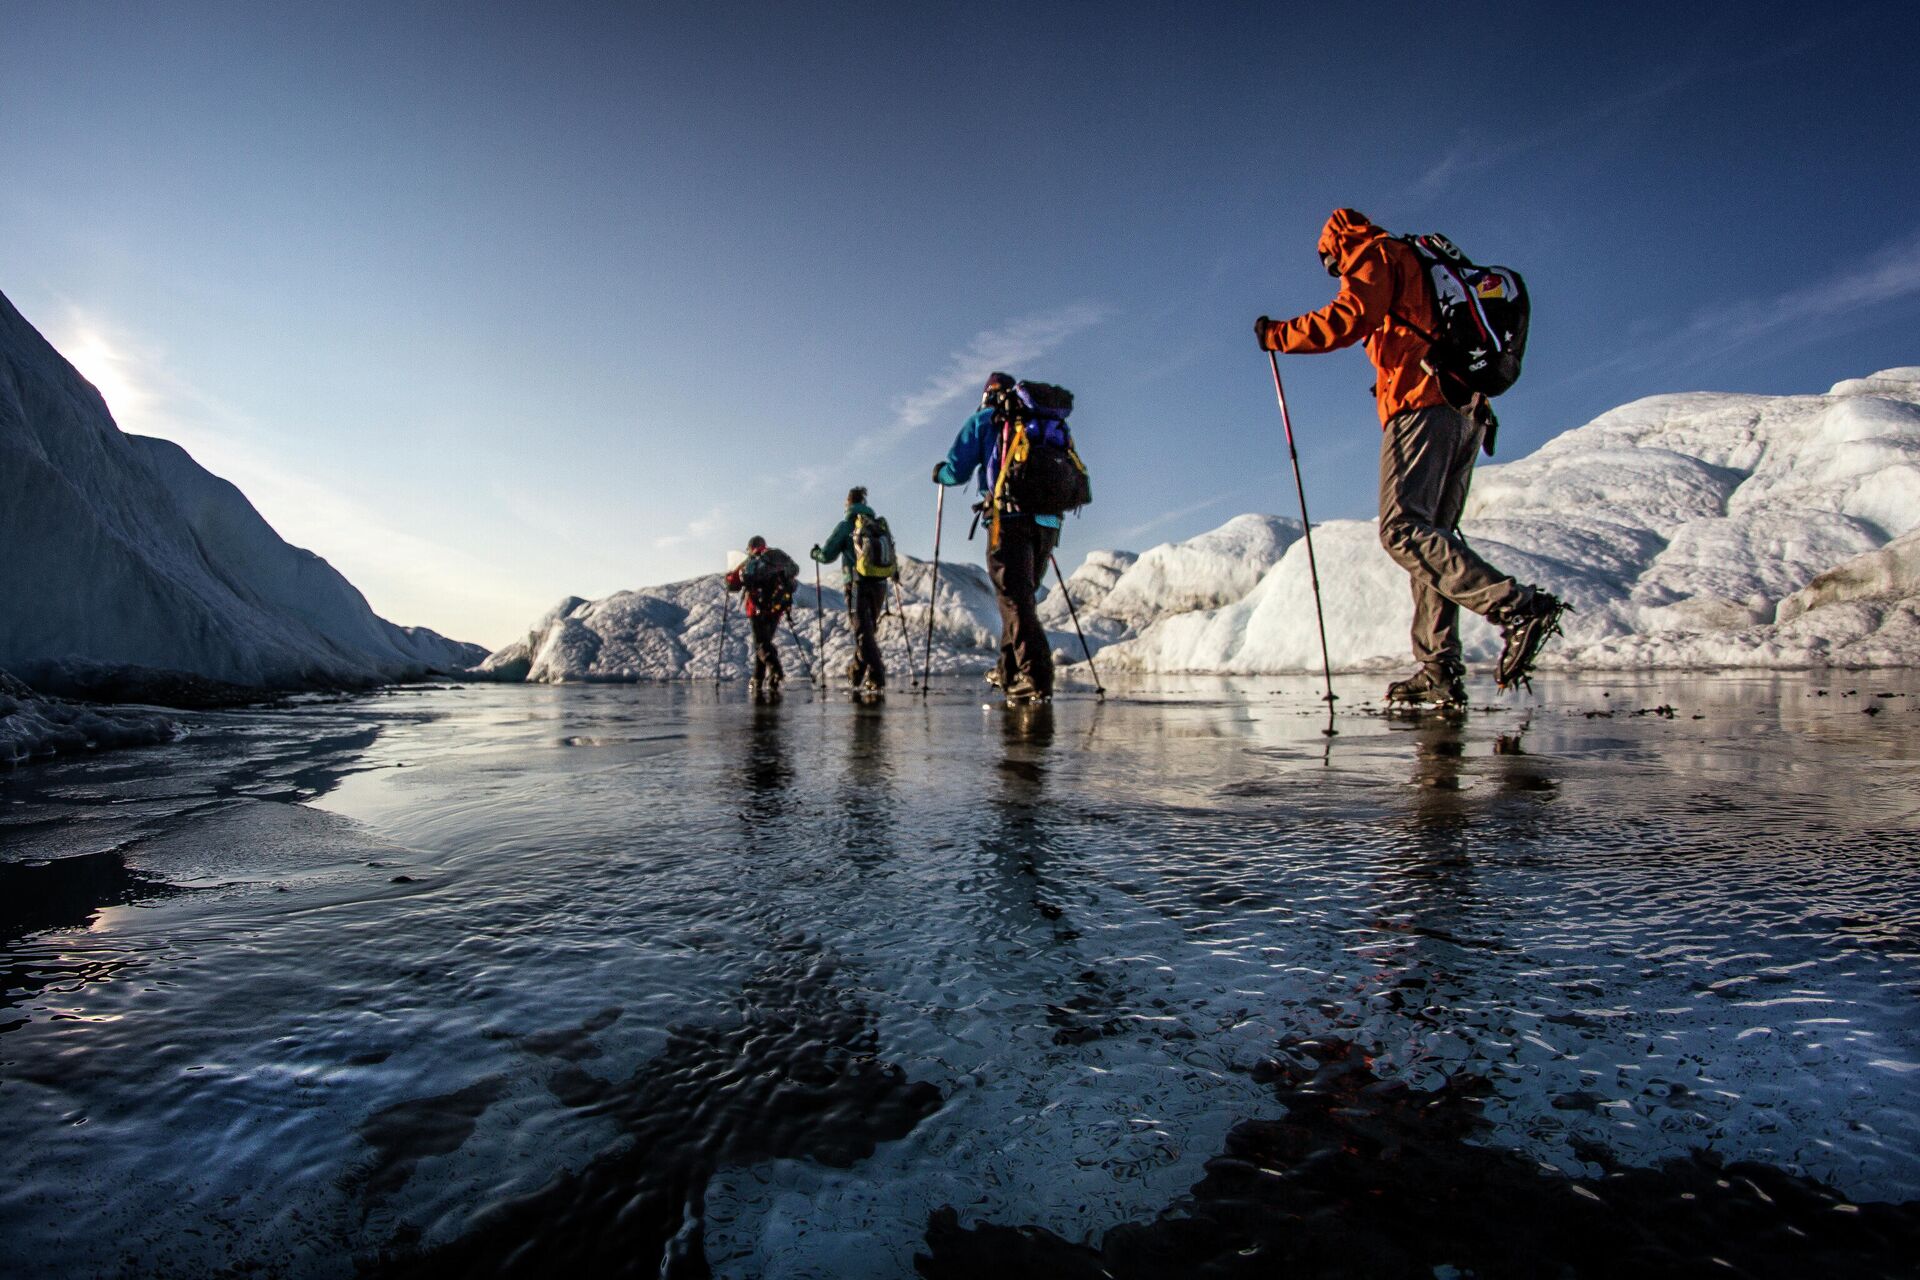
top-left (853, 513), bottom-right (897, 579)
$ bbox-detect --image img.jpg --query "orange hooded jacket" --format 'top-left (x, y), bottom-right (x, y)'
top-left (1267, 209), bottom-right (1446, 428)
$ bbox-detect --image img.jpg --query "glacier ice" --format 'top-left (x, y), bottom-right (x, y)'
top-left (482, 369), bottom-right (1920, 682)
top-left (1102, 369), bottom-right (1920, 674)
top-left (0, 289), bottom-right (485, 691)
top-left (0, 669), bottom-right (181, 765)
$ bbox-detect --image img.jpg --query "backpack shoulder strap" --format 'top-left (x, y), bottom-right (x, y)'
top-left (1384, 236), bottom-right (1443, 346)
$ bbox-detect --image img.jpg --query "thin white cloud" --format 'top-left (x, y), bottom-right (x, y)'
top-left (850, 301), bottom-right (1111, 460)
top-left (1672, 226), bottom-right (1920, 362)
top-left (780, 303), bottom-right (1109, 504)
top-left (1119, 491), bottom-right (1231, 542)
top-left (651, 503), bottom-right (731, 551)
top-left (1411, 30), bottom-right (1832, 202)
top-left (1412, 71), bottom-right (1694, 200)
top-left (1559, 225), bottom-right (1920, 387)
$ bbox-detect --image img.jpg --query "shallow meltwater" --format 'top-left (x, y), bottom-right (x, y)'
top-left (3, 675), bottom-right (1918, 1277)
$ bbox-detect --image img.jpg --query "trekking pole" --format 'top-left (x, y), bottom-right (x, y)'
top-left (1267, 351), bottom-right (1338, 721)
top-left (1050, 554), bottom-right (1106, 700)
top-left (890, 588), bottom-right (915, 684)
top-left (813, 561), bottom-right (827, 688)
top-left (919, 484), bottom-right (946, 695)
top-left (713, 587), bottom-right (732, 684)
top-left (783, 611), bottom-right (816, 685)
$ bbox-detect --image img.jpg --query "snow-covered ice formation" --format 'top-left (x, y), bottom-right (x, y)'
top-left (1102, 369), bottom-right (1920, 673)
top-left (482, 368), bottom-right (1920, 682)
top-left (474, 556), bottom-right (1007, 683)
top-left (475, 517), bottom-right (1311, 686)
top-left (0, 669), bottom-right (181, 766)
top-left (0, 289), bottom-right (485, 692)
top-left (1039, 515), bottom-right (1299, 651)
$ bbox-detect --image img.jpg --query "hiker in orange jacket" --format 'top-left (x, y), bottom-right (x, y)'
top-left (1256, 208), bottom-right (1564, 706)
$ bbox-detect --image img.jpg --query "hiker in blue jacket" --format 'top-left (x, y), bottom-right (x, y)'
top-left (934, 372), bottom-right (1065, 704)
top-left (810, 486), bottom-right (889, 692)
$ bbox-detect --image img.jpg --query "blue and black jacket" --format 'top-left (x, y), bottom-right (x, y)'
top-left (934, 408), bottom-right (1063, 530)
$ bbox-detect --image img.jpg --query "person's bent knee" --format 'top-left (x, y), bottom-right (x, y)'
top-left (1378, 517), bottom-right (1425, 560)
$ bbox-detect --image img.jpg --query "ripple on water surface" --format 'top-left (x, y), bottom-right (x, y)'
top-left (1, 675), bottom-right (1917, 1277)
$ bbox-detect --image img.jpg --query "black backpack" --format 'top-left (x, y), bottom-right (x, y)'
top-left (745, 548), bottom-right (799, 614)
top-left (1395, 233), bottom-right (1530, 400)
top-left (988, 380), bottom-right (1092, 518)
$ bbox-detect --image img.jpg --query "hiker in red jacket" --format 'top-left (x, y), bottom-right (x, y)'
top-left (1256, 208), bottom-right (1565, 706)
top-left (725, 536), bottom-right (798, 699)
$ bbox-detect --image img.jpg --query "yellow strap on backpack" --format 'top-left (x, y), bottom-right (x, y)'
top-left (989, 418), bottom-right (1030, 548)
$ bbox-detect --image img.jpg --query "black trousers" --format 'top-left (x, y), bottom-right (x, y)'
top-left (987, 516), bottom-right (1058, 695)
top-left (847, 576), bottom-right (888, 688)
top-left (749, 612), bottom-right (784, 686)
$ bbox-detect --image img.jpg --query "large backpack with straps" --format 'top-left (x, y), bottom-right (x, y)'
top-left (744, 548), bottom-right (800, 614)
top-left (852, 513), bottom-right (897, 579)
top-left (1396, 233), bottom-right (1530, 400)
top-left (989, 380), bottom-right (1093, 518)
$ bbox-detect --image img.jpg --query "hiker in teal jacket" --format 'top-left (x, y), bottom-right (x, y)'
top-left (810, 487), bottom-right (888, 691)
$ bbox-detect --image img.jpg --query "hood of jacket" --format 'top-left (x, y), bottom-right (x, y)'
top-left (1318, 208), bottom-right (1387, 274)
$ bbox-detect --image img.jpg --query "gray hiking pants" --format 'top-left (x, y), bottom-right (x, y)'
top-left (1378, 404), bottom-right (1523, 666)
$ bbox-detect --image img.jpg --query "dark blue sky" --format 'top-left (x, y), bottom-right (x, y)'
top-left (5, 1), bottom-right (1916, 644)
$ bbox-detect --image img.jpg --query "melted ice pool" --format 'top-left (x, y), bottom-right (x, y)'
top-left (2, 675), bottom-right (1917, 1277)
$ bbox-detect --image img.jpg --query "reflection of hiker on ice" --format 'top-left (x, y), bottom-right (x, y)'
top-left (723, 536), bottom-right (800, 701)
top-left (933, 373), bottom-right (1091, 707)
top-left (810, 486), bottom-right (895, 696)
top-left (1255, 208), bottom-right (1566, 708)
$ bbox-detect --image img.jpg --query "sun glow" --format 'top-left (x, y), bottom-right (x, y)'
top-left (61, 326), bottom-right (149, 426)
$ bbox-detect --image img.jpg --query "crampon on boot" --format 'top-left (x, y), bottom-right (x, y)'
top-left (1004, 674), bottom-right (1050, 707)
top-left (1495, 591), bottom-right (1570, 691)
top-left (1385, 661), bottom-right (1467, 709)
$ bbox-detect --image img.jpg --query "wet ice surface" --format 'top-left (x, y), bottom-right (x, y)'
top-left (2, 675), bottom-right (1917, 1277)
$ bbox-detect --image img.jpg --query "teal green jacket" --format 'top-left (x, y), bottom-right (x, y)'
top-left (811, 502), bottom-right (877, 579)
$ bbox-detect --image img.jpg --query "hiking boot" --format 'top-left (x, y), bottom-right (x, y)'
top-left (1005, 674), bottom-right (1051, 706)
top-left (1494, 591), bottom-right (1570, 691)
top-left (985, 668), bottom-right (1005, 691)
top-left (1386, 661), bottom-right (1467, 708)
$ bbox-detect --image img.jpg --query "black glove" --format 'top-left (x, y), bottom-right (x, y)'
top-left (809, 545), bottom-right (823, 562)
top-left (931, 462), bottom-right (947, 483)
top-left (1255, 315), bottom-right (1275, 351)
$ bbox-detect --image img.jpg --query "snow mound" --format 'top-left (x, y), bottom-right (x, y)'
top-left (472, 554), bottom-right (1007, 683)
top-left (1779, 527), bottom-right (1920, 622)
top-left (482, 369), bottom-right (1920, 683)
top-left (1035, 516), bottom-right (1302, 660)
top-left (1102, 370), bottom-right (1920, 673)
top-left (1037, 549), bottom-right (1138, 650)
top-left (1, 669), bottom-right (181, 766)
top-left (0, 289), bottom-right (485, 689)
